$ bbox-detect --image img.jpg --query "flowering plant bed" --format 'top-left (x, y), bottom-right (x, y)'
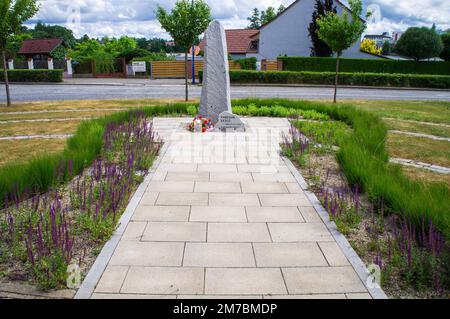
top-left (281, 119), bottom-right (449, 298)
top-left (0, 113), bottom-right (161, 292)
top-left (187, 115), bottom-right (214, 133)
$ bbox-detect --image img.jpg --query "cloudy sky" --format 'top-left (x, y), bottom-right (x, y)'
top-left (27, 0), bottom-right (450, 39)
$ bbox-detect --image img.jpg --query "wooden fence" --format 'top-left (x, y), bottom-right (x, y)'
top-left (261, 60), bottom-right (279, 71)
top-left (150, 60), bottom-right (244, 79)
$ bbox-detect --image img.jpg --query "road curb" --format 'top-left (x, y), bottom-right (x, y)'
top-left (3, 81), bottom-right (449, 92)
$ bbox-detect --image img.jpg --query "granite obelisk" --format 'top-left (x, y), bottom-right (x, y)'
top-left (199, 20), bottom-right (232, 123)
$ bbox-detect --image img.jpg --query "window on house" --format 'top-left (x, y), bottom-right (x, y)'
top-left (249, 40), bottom-right (259, 52)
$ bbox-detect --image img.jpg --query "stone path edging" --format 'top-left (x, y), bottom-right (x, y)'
top-left (389, 130), bottom-right (450, 142)
top-left (383, 118), bottom-right (450, 128)
top-left (0, 118), bottom-right (92, 124)
top-left (390, 158), bottom-right (450, 174)
top-left (0, 108), bottom-right (123, 115)
top-left (0, 134), bottom-right (73, 141)
top-left (281, 157), bottom-right (387, 299)
top-left (74, 142), bottom-right (170, 299)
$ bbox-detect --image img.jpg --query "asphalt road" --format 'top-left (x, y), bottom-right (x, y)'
top-left (1, 83), bottom-right (450, 102)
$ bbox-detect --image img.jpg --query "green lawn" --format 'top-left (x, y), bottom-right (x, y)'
top-left (387, 134), bottom-right (450, 167)
top-left (383, 118), bottom-right (450, 138)
top-left (342, 100), bottom-right (450, 124)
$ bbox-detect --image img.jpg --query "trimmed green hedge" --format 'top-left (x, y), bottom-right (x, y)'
top-left (0, 69), bottom-right (64, 82)
top-left (279, 57), bottom-right (450, 75)
top-left (234, 57), bottom-right (257, 70)
top-left (221, 70), bottom-right (450, 89)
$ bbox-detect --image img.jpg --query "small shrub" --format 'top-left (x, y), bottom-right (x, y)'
top-left (187, 105), bottom-right (198, 116)
top-left (293, 120), bottom-right (350, 149)
top-left (234, 57), bottom-right (257, 70)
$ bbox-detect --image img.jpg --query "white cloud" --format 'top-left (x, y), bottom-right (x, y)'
top-left (27, 0), bottom-right (450, 39)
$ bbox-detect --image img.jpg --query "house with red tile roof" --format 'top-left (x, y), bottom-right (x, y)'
top-left (199, 29), bottom-right (261, 60)
top-left (18, 38), bottom-right (64, 60)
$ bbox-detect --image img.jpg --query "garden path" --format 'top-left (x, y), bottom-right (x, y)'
top-left (77, 117), bottom-right (387, 299)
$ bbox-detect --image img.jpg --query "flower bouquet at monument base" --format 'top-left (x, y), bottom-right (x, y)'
top-left (188, 115), bottom-right (215, 133)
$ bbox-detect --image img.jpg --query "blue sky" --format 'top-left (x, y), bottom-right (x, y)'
top-left (28, 0), bottom-right (450, 38)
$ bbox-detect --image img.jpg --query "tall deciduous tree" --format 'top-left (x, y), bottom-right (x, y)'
top-left (277, 4), bottom-right (286, 15)
top-left (440, 32), bottom-right (450, 61)
top-left (396, 27), bottom-right (444, 61)
top-left (316, 0), bottom-right (368, 103)
top-left (32, 21), bottom-right (77, 49)
top-left (308, 0), bottom-right (336, 57)
top-left (156, 0), bottom-right (211, 101)
top-left (247, 8), bottom-right (261, 29)
top-left (0, 0), bottom-right (39, 106)
top-left (260, 6), bottom-right (277, 25)
top-left (247, 5), bottom-right (286, 29)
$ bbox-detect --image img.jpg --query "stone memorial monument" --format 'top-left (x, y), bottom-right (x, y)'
top-left (198, 20), bottom-right (245, 132)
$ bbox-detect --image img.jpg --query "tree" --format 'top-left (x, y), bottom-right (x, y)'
top-left (308, 0), bottom-right (336, 57)
top-left (316, 0), bottom-right (368, 103)
top-left (32, 21), bottom-right (77, 49)
top-left (116, 48), bottom-right (152, 62)
top-left (277, 4), bottom-right (286, 15)
top-left (0, 0), bottom-right (39, 106)
top-left (381, 40), bottom-right (392, 55)
top-left (440, 32), bottom-right (450, 61)
top-left (260, 6), bottom-right (277, 25)
top-left (396, 27), bottom-right (444, 61)
top-left (103, 36), bottom-right (137, 55)
top-left (360, 38), bottom-right (381, 55)
top-left (156, 0), bottom-right (211, 101)
top-left (247, 8), bottom-right (260, 29)
top-left (5, 32), bottom-right (31, 60)
top-left (247, 5), bottom-right (285, 29)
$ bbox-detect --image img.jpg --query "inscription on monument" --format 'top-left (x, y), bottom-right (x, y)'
top-left (215, 111), bottom-right (245, 132)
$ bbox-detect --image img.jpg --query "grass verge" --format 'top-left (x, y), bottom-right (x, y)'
top-left (387, 134), bottom-right (450, 167)
top-left (0, 103), bottom-right (191, 208)
top-left (0, 139), bottom-right (67, 166)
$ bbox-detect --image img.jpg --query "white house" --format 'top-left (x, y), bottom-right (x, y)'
top-left (255, 0), bottom-right (380, 60)
top-left (364, 32), bottom-right (394, 48)
top-left (200, 0), bottom-right (382, 61)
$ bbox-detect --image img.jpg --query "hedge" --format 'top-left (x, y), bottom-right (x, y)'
top-left (234, 57), bottom-right (257, 70)
top-left (215, 70), bottom-right (450, 89)
top-left (0, 69), bottom-right (64, 82)
top-left (279, 57), bottom-right (450, 75)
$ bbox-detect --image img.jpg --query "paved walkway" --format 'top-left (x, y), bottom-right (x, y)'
top-left (83, 117), bottom-right (382, 299)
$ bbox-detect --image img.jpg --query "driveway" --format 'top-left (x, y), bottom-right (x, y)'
top-left (1, 79), bottom-right (449, 102)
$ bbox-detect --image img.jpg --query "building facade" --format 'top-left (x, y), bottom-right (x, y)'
top-left (257, 0), bottom-right (379, 60)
